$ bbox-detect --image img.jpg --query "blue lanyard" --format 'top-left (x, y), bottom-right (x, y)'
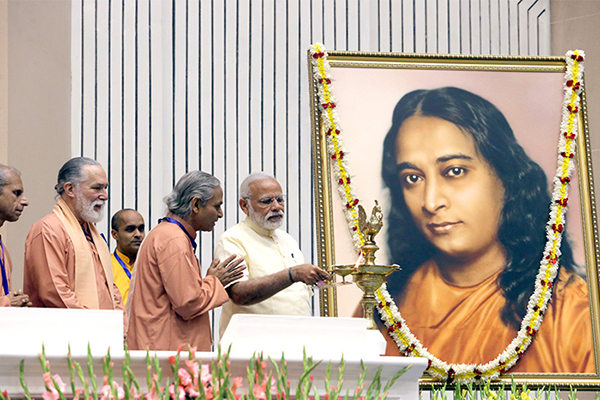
top-left (114, 251), bottom-right (131, 279)
top-left (80, 223), bottom-right (94, 244)
top-left (159, 217), bottom-right (197, 251)
top-left (0, 238), bottom-right (8, 295)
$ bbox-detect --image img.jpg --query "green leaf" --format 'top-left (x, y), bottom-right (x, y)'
top-left (87, 344), bottom-right (98, 400)
top-left (19, 360), bottom-right (32, 400)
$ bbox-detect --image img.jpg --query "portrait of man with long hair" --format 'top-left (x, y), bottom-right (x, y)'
top-left (379, 86), bottom-right (592, 372)
top-left (321, 65), bottom-right (595, 374)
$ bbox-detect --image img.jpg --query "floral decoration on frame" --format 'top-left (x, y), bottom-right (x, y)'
top-left (309, 43), bottom-right (594, 385)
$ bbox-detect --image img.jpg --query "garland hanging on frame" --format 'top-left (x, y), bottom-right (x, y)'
top-left (309, 43), bottom-right (585, 383)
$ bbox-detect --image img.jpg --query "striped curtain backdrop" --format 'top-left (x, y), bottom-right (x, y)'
top-left (70, 0), bottom-right (550, 340)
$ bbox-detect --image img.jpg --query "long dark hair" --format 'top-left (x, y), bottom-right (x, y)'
top-left (381, 87), bottom-right (576, 329)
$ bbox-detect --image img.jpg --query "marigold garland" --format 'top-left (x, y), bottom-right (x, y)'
top-left (309, 43), bottom-right (585, 383)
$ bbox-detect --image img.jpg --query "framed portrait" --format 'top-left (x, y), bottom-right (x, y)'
top-left (308, 49), bottom-right (600, 387)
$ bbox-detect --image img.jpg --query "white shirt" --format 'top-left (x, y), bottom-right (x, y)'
top-left (215, 218), bottom-right (312, 336)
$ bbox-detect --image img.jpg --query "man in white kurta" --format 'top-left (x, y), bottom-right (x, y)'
top-left (215, 172), bottom-right (332, 336)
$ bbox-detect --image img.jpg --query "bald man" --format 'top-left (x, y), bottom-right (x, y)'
top-left (110, 209), bottom-right (145, 305)
top-left (0, 164), bottom-right (31, 307)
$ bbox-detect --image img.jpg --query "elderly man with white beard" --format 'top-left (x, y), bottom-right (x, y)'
top-left (24, 157), bottom-right (124, 314)
top-left (215, 172), bottom-right (332, 336)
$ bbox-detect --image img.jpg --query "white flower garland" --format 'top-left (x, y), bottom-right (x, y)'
top-left (309, 43), bottom-right (585, 382)
top-left (309, 44), bottom-right (364, 250)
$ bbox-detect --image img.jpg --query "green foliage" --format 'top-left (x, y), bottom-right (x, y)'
top-left (9, 345), bottom-right (600, 400)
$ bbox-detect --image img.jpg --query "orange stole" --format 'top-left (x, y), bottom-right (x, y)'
top-left (384, 260), bottom-right (594, 373)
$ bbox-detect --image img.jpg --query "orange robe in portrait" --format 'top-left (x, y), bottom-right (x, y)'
top-left (385, 260), bottom-right (593, 373)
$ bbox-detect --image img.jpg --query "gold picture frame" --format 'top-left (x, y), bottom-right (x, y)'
top-left (308, 50), bottom-right (600, 388)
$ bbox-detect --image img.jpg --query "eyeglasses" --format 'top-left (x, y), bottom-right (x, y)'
top-left (245, 194), bottom-right (286, 207)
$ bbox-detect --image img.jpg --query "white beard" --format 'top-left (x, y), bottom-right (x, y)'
top-left (75, 188), bottom-right (105, 223)
top-left (248, 203), bottom-right (284, 231)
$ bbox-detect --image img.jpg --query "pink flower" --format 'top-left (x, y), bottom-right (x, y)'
top-left (178, 368), bottom-right (193, 388)
top-left (204, 386), bottom-right (214, 400)
top-left (185, 388), bottom-right (201, 398)
top-left (41, 373), bottom-right (66, 400)
top-left (126, 387), bottom-right (142, 400)
top-left (200, 364), bottom-right (212, 386)
top-left (99, 379), bottom-right (125, 400)
top-left (99, 377), bottom-right (125, 400)
top-left (231, 377), bottom-right (243, 392)
top-left (185, 360), bottom-right (199, 379)
top-left (230, 376), bottom-right (244, 400)
top-left (185, 360), bottom-right (200, 391)
top-left (144, 378), bottom-right (161, 400)
top-left (144, 393), bottom-right (159, 400)
top-left (269, 377), bottom-right (277, 393)
top-left (48, 373), bottom-right (67, 391)
top-left (253, 384), bottom-right (267, 400)
top-left (99, 385), bottom-right (112, 400)
top-left (168, 384), bottom-right (185, 400)
top-left (41, 392), bottom-right (57, 400)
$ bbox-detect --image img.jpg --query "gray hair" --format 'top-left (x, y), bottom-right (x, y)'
top-left (0, 164), bottom-right (21, 195)
top-left (55, 157), bottom-right (101, 196)
top-left (239, 172), bottom-right (276, 199)
top-left (164, 171), bottom-right (221, 218)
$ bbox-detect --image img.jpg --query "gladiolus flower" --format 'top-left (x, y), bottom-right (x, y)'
top-left (41, 373), bottom-right (67, 400)
top-left (204, 386), bottom-right (214, 400)
top-left (200, 364), bottom-right (213, 385)
top-left (99, 377), bottom-right (125, 400)
top-left (253, 384), bottom-right (267, 400)
top-left (41, 392), bottom-right (57, 400)
top-left (168, 384), bottom-right (185, 400)
top-left (230, 376), bottom-right (243, 400)
top-left (178, 368), bottom-right (192, 388)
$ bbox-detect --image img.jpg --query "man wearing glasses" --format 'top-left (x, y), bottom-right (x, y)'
top-left (215, 172), bottom-right (331, 337)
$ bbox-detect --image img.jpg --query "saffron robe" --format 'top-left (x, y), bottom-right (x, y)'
top-left (385, 260), bottom-right (594, 373)
top-left (23, 200), bottom-right (123, 311)
top-left (127, 214), bottom-right (229, 351)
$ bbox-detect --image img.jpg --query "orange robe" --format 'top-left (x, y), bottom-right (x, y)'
top-left (385, 260), bottom-right (594, 373)
top-left (0, 236), bottom-right (12, 307)
top-left (23, 211), bottom-right (123, 311)
top-left (126, 214), bottom-right (229, 351)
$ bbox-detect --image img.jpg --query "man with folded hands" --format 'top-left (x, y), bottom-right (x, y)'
top-left (127, 171), bottom-right (245, 351)
top-left (0, 164), bottom-right (31, 307)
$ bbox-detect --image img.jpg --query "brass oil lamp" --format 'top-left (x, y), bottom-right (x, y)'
top-left (329, 201), bottom-right (400, 329)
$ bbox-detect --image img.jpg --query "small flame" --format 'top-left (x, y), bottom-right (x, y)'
top-left (353, 252), bottom-right (363, 269)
